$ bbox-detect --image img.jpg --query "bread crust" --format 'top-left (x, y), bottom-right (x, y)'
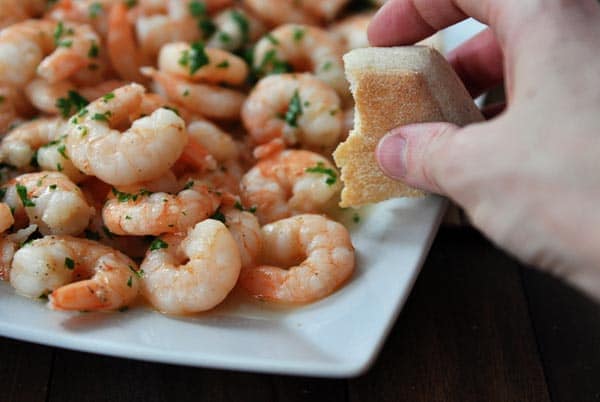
top-left (333, 46), bottom-right (483, 207)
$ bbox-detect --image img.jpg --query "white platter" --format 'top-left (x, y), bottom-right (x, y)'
top-left (0, 20), bottom-right (484, 377)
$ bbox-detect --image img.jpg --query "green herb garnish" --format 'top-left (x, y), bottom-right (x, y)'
top-left (305, 162), bottom-right (337, 186)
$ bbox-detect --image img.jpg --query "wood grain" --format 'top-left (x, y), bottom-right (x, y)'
top-left (348, 228), bottom-right (551, 402)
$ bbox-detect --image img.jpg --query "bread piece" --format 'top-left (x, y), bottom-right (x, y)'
top-left (333, 46), bottom-right (483, 207)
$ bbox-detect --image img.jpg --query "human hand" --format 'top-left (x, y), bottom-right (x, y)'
top-left (368, 0), bottom-right (600, 299)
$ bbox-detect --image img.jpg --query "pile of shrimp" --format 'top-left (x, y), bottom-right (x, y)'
top-left (0, 0), bottom-right (386, 315)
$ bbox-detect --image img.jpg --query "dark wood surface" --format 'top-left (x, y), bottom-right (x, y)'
top-left (1, 227), bottom-right (599, 402)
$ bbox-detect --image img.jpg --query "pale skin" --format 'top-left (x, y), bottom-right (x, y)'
top-left (369, 0), bottom-right (600, 299)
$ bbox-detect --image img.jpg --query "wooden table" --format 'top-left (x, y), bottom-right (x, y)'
top-left (2, 227), bottom-right (599, 402)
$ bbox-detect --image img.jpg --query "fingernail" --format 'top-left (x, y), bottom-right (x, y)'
top-left (376, 132), bottom-right (407, 179)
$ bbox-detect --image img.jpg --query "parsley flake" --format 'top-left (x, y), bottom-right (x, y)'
top-left (16, 184), bottom-right (35, 207)
top-left (305, 162), bottom-right (337, 186)
top-left (65, 257), bottom-right (75, 270)
top-left (57, 144), bottom-right (69, 160)
top-left (178, 42), bottom-right (210, 75)
top-left (56, 91), bottom-right (89, 118)
top-left (149, 238), bottom-right (168, 251)
top-left (284, 90), bottom-right (303, 127)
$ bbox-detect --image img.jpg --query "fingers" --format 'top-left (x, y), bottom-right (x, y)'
top-left (368, 0), bottom-right (494, 46)
top-left (447, 28), bottom-right (504, 97)
top-left (375, 122), bottom-right (461, 195)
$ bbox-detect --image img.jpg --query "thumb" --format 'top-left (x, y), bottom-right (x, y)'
top-left (375, 122), bottom-right (461, 195)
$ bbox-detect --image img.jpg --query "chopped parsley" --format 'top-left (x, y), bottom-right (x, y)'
top-left (265, 33), bottom-right (279, 45)
top-left (183, 180), bottom-right (195, 190)
top-left (92, 111), bottom-right (111, 122)
top-left (88, 41), bottom-right (99, 58)
top-left (102, 225), bottom-right (114, 239)
top-left (293, 28), bottom-right (305, 42)
top-left (321, 61), bottom-right (333, 71)
top-left (230, 10), bottom-right (249, 43)
top-left (65, 257), bottom-right (75, 270)
top-left (162, 105), bottom-right (180, 116)
top-left (102, 92), bottom-right (115, 102)
top-left (53, 21), bottom-right (74, 48)
top-left (57, 144), bottom-right (69, 160)
top-left (352, 213), bottom-right (361, 224)
top-left (218, 32), bottom-right (231, 43)
top-left (234, 201), bottom-right (257, 214)
top-left (178, 42), bottom-right (210, 75)
top-left (305, 162), bottom-right (337, 186)
top-left (49, 184), bottom-right (57, 190)
top-left (56, 162), bottom-right (63, 172)
top-left (123, 0), bottom-right (137, 8)
top-left (129, 265), bottom-right (144, 278)
top-left (149, 238), bottom-right (168, 251)
top-left (284, 90), bottom-right (303, 127)
top-left (210, 209), bottom-right (226, 223)
top-left (88, 2), bottom-right (103, 18)
top-left (256, 49), bottom-right (291, 76)
top-left (183, 89), bottom-right (190, 97)
top-left (188, 1), bottom-right (216, 37)
top-left (126, 276), bottom-right (132, 287)
top-left (216, 60), bottom-right (229, 68)
top-left (112, 187), bottom-right (152, 202)
top-left (0, 95), bottom-right (5, 104)
top-left (16, 184), bottom-right (35, 207)
top-left (55, 91), bottom-right (89, 118)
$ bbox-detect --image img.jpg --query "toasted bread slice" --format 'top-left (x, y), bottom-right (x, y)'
top-left (333, 47), bottom-right (483, 207)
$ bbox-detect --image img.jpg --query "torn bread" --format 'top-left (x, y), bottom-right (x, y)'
top-left (333, 46), bottom-right (484, 207)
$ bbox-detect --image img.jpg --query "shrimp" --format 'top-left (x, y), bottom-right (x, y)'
top-left (0, 19), bottom-right (102, 87)
top-left (46, 0), bottom-right (119, 39)
top-left (0, 117), bottom-right (66, 169)
top-left (222, 206), bottom-right (262, 269)
top-left (253, 24), bottom-right (348, 99)
top-left (0, 87), bottom-right (18, 135)
top-left (3, 172), bottom-right (94, 235)
top-left (64, 83), bottom-right (188, 186)
top-left (242, 0), bottom-right (318, 27)
top-left (135, 15), bottom-right (199, 59)
top-left (0, 224), bottom-right (37, 281)
top-left (0, 0), bottom-right (46, 29)
top-left (102, 181), bottom-right (220, 236)
top-left (239, 214), bottom-right (354, 303)
top-left (25, 78), bottom-right (128, 116)
top-left (240, 150), bottom-right (342, 224)
top-left (330, 12), bottom-right (373, 51)
top-left (241, 73), bottom-right (343, 148)
top-left (142, 67), bottom-right (246, 120)
top-left (302, 0), bottom-right (350, 21)
top-left (140, 219), bottom-right (241, 314)
top-left (206, 7), bottom-right (266, 52)
top-left (0, 203), bottom-right (15, 234)
top-left (158, 42), bottom-right (249, 86)
top-left (10, 235), bottom-right (140, 311)
top-left (187, 119), bottom-right (239, 163)
top-left (36, 136), bottom-right (88, 183)
top-left (107, 2), bottom-right (148, 82)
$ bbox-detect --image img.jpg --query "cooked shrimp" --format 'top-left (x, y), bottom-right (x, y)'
top-left (0, 203), bottom-right (15, 234)
top-left (36, 136), bottom-right (88, 183)
top-left (10, 235), bottom-right (140, 311)
top-left (302, 0), bottom-right (350, 21)
top-left (0, 117), bottom-right (65, 169)
top-left (102, 181), bottom-right (220, 236)
top-left (0, 87), bottom-right (18, 135)
top-left (206, 7), bottom-right (266, 52)
top-left (46, 0), bottom-right (118, 38)
top-left (0, 0), bottom-right (46, 29)
top-left (142, 67), bottom-right (246, 120)
top-left (3, 172), bottom-right (93, 235)
top-left (240, 150), bottom-right (342, 224)
top-left (253, 24), bottom-right (348, 99)
top-left (158, 42), bottom-right (249, 85)
top-left (64, 83), bottom-right (188, 186)
top-left (223, 206), bottom-right (262, 269)
top-left (242, 0), bottom-right (318, 27)
top-left (140, 219), bottom-right (241, 314)
top-left (25, 79), bottom-right (131, 116)
top-left (187, 119), bottom-right (239, 162)
top-left (242, 73), bottom-right (343, 148)
top-left (0, 224), bottom-right (37, 281)
top-left (330, 12), bottom-right (373, 51)
top-left (135, 14), bottom-right (199, 59)
top-left (0, 19), bottom-right (101, 87)
top-left (108, 3), bottom-right (148, 82)
top-left (239, 214), bottom-right (354, 303)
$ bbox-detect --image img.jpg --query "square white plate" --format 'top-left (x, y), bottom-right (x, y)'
top-left (0, 20), bottom-right (484, 378)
